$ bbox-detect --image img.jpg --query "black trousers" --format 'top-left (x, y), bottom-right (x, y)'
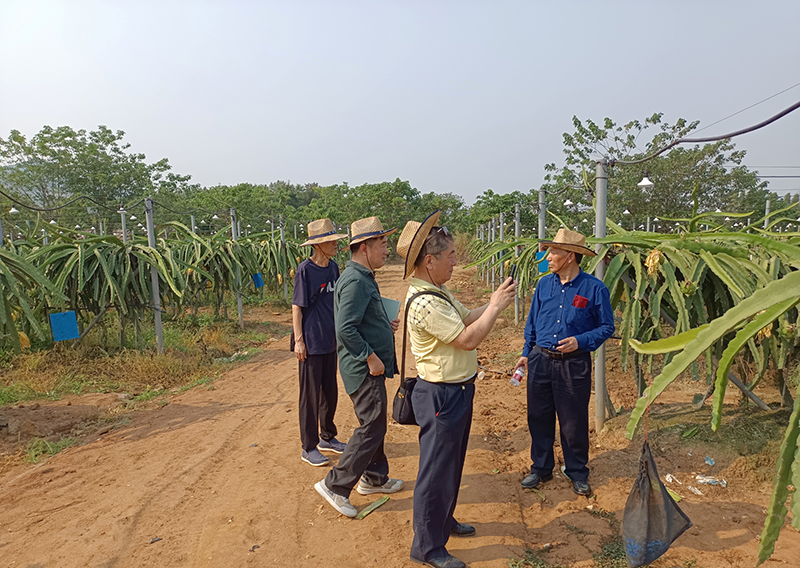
top-left (410, 380), bottom-right (474, 562)
top-left (526, 350), bottom-right (592, 483)
top-left (298, 352), bottom-right (339, 452)
top-left (324, 373), bottom-right (390, 498)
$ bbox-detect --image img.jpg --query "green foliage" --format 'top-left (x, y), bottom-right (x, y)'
top-left (25, 437), bottom-right (78, 463)
top-left (757, 384), bottom-right (800, 565)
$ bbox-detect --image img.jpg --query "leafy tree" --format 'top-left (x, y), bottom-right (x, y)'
top-left (540, 113), bottom-right (781, 232)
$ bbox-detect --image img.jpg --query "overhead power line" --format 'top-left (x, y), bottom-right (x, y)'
top-left (693, 81), bottom-right (800, 135)
top-left (613, 99), bottom-right (800, 166)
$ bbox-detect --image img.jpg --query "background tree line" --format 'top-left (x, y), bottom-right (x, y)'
top-left (1, 117), bottom-right (797, 243)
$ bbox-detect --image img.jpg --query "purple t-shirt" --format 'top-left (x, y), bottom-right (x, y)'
top-left (292, 258), bottom-right (339, 355)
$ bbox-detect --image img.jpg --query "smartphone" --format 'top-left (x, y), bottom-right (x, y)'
top-left (509, 264), bottom-right (517, 280)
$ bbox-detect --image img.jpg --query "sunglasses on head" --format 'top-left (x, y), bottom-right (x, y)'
top-left (428, 226), bottom-right (449, 238)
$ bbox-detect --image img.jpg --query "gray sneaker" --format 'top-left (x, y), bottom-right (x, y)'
top-left (314, 480), bottom-right (357, 517)
top-left (318, 437), bottom-right (347, 454)
top-left (356, 477), bottom-right (404, 495)
top-left (301, 448), bottom-right (329, 467)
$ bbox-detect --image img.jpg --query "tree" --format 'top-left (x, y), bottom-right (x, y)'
top-left (540, 114), bottom-right (773, 232)
top-left (0, 125), bottom-right (196, 232)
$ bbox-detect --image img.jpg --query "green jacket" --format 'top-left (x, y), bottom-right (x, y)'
top-left (334, 261), bottom-right (397, 394)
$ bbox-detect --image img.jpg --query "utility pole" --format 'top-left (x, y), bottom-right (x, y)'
top-left (280, 221), bottom-right (289, 303)
top-left (514, 203), bottom-right (521, 325)
top-left (231, 208), bottom-right (244, 330)
top-left (538, 187), bottom-right (546, 239)
top-left (594, 160), bottom-right (608, 431)
top-left (120, 210), bottom-right (128, 243)
top-left (145, 197), bottom-right (164, 354)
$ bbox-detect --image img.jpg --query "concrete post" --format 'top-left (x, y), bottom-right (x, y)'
top-left (594, 160), bottom-right (608, 431)
top-left (145, 197), bottom-right (164, 354)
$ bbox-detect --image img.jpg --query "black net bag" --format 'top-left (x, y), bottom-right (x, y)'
top-left (623, 440), bottom-right (692, 567)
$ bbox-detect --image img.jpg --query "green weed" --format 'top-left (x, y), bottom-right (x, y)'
top-left (25, 437), bottom-right (78, 463)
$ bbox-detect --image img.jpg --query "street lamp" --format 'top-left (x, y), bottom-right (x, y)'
top-left (637, 173), bottom-right (654, 190)
top-left (9, 204), bottom-right (19, 214)
top-left (130, 214), bottom-right (137, 221)
top-left (564, 199), bottom-right (574, 206)
top-left (50, 219), bottom-right (57, 225)
top-left (212, 214), bottom-right (219, 220)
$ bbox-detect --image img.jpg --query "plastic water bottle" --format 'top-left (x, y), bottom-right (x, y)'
top-left (510, 367), bottom-right (524, 386)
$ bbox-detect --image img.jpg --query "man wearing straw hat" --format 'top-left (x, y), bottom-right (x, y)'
top-left (314, 216), bottom-right (404, 518)
top-left (293, 218), bottom-right (349, 467)
top-left (397, 211), bottom-right (516, 568)
top-left (513, 228), bottom-right (614, 497)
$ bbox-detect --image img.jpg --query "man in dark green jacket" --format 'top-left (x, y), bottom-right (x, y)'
top-left (314, 216), bottom-right (404, 518)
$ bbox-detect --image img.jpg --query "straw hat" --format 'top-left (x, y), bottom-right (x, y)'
top-left (300, 218), bottom-right (348, 247)
top-left (540, 227), bottom-right (596, 257)
top-left (350, 216), bottom-right (397, 246)
top-left (396, 210), bottom-right (441, 279)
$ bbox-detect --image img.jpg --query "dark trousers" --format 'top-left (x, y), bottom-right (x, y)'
top-left (410, 380), bottom-right (474, 562)
top-left (526, 350), bottom-right (592, 483)
top-left (324, 374), bottom-right (389, 498)
top-left (298, 351), bottom-right (339, 452)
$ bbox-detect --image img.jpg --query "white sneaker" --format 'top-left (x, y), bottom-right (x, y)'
top-left (356, 477), bottom-right (404, 495)
top-left (314, 480), bottom-right (357, 518)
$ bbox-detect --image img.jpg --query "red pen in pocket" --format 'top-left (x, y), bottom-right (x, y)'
top-left (572, 294), bottom-right (588, 308)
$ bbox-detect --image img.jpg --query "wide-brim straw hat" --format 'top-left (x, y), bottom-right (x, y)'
top-left (300, 218), bottom-right (348, 247)
top-left (350, 216), bottom-right (397, 246)
top-left (396, 210), bottom-right (441, 279)
top-left (540, 227), bottom-right (596, 257)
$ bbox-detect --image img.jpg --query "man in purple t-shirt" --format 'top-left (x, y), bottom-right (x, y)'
top-left (293, 218), bottom-right (349, 467)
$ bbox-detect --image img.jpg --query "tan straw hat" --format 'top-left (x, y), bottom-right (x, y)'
top-left (300, 218), bottom-right (348, 247)
top-left (396, 210), bottom-right (441, 279)
top-left (349, 216), bottom-right (397, 246)
top-left (540, 227), bottom-right (596, 257)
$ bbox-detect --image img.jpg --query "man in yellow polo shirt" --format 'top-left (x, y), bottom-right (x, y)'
top-left (397, 211), bottom-right (516, 568)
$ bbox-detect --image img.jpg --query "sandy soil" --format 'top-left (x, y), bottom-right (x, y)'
top-left (1, 264), bottom-right (798, 568)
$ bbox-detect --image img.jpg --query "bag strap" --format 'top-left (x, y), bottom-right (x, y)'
top-left (400, 290), bottom-right (457, 383)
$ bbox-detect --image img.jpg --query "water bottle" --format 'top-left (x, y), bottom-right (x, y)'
top-left (510, 367), bottom-right (524, 386)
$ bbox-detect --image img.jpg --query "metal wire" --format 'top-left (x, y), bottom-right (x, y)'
top-left (613, 99), bottom-right (800, 167)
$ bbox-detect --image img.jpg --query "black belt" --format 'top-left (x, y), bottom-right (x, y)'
top-left (534, 345), bottom-right (584, 360)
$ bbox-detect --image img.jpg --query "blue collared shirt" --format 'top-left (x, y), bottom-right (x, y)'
top-left (521, 270), bottom-right (615, 357)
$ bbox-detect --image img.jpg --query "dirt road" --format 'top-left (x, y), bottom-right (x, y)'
top-left (1, 264), bottom-right (798, 567)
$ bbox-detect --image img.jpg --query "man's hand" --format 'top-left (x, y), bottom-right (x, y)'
top-left (514, 356), bottom-right (527, 374)
top-left (295, 338), bottom-right (307, 361)
top-left (367, 352), bottom-right (385, 376)
top-left (489, 277), bottom-right (517, 312)
top-left (390, 318), bottom-right (400, 333)
top-left (557, 336), bottom-right (578, 353)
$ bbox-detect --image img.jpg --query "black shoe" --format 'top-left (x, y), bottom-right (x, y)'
top-left (410, 554), bottom-right (466, 568)
top-left (573, 480), bottom-right (592, 496)
top-left (450, 522), bottom-right (476, 537)
top-left (521, 472), bottom-right (553, 489)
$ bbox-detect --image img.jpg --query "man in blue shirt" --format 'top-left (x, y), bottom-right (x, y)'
top-left (293, 218), bottom-right (349, 467)
top-left (513, 228), bottom-right (614, 497)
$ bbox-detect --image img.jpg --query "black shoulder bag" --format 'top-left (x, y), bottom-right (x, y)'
top-left (391, 290), bottom-right (456, 425)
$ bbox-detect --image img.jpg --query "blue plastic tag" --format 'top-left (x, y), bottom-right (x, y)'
top-left (50, 311), bottom-right (80, 342)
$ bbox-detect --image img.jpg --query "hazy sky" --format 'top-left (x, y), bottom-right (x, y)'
top-left (2, 1), bottom-right (799, 204)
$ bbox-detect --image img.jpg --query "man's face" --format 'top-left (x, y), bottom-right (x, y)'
top-left (546, 246), bottom-right (573, 274)
top-left (317, 240), bottom-right (339, 257)
top-left (364, 236), bottom-right (389, 269)
top-left (426, 239), bottom-right (456, 284)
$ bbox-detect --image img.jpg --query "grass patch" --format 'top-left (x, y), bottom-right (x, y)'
top-left (25, 437), bottom-right (78, 463)
top-left (0, 308), bottom-right (282, 407)
top-left (508, 548), bottom-right (567, 568)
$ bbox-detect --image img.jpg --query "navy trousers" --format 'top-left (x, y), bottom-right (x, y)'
top-left (325, 373), bottom-right (390, 498)
top-left (298, 352), bottom-right (339, 452)
top-left (410, 380), bottom-right (474, 562)
top-left (526, 350), bottom-right (592, 483)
